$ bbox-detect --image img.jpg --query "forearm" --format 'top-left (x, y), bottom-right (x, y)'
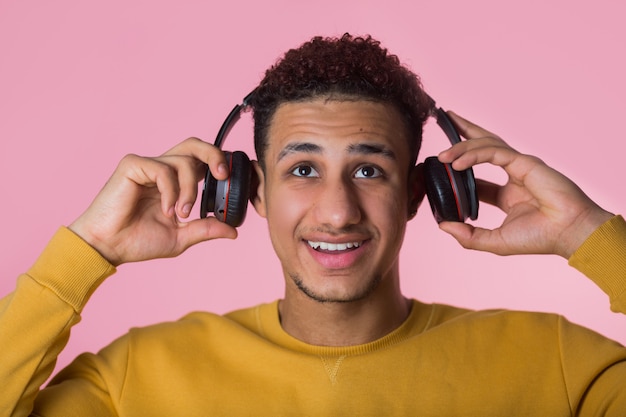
top-left (569, 215), bottom-right (626, 313)
top-left (0, 228), bottom-right (115, 416)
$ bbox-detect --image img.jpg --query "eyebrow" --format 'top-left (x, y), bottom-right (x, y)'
top-left (276, 141), bottom-right (397, 162)
top-left (277, 142), bottom-right (322, 162)
top-left (346, 143), bottom-right (396, 160)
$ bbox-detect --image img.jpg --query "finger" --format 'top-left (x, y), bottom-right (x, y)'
top-left (446, 111), bottom-right (499, 141)
top-left (163, 137), bottom-right (229, 181)
top-left (155, 155), bottom-right (203, 218)
top-left (438, 221), bottom-right (511, 255)
top-left (176, 217), bottom-right (238, 251)
top-left (118, 154), bottom-right (181, 217)
top-left (176, 160), bottom-right (200, 218)
top-left (439, 138), bottom-right (520, 174)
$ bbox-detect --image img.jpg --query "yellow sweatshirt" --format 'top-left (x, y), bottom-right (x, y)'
top-left (2, 217), bottom-right (626, 416)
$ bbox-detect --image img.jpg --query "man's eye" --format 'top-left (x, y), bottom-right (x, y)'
top-left (291, 165), bottom-right (319, 178)
top-left (355, 166), bottom-right (382, 178)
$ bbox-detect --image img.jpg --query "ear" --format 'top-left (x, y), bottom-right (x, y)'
top-left (407, 163), bottom-right (426, 220)
top-left (250, 160), bottom-right (267, 218)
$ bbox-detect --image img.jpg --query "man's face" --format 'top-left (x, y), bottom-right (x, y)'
top-left (253, 98), bottom-right (420, 303)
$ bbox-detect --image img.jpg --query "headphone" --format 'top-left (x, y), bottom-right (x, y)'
top-left (200, 92), bottom-right (479, 227)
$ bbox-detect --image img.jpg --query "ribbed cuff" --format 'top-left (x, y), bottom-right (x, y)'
top-left (27, 227), bottom-right (116, 313)
top-left (569, 215), bottom-right (626, 312)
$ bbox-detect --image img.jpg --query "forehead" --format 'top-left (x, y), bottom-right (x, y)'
top-left (266, 98), bottom-right (411, 158)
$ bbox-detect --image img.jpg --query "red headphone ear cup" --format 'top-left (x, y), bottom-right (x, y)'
top-left (423, 157), bottom-right (463, 223)
top-left (223, 151), bottom-right (252, 227)
top-left (200, 166), bottom-right (217, 219)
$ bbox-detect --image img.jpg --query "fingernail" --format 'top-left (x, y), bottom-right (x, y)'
top-left (218, 163), bottom-right (228, 176)
top-left (182, 203), bottom-right (192, 216)
top-left (437, 150), bottom-right (453, 163)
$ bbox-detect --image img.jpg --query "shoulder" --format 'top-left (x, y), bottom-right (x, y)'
top-left (122, 301), bottom-right (278, 346)
top-left (428, 303), bottom-right (568, 335)
top-left (425, 302), bottom-right (624, 356)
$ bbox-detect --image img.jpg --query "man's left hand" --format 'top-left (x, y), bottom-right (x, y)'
top-left (437, 111), bottom-right (614, 259)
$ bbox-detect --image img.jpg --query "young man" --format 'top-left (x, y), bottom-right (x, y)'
top-left (2, 34), bottom-right (625, 416)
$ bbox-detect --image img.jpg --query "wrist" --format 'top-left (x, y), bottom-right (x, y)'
top-left (68, 219), bottom-right (122, 266)
top-left (560, 208), bottom-right (615, 259)
top-left (29, 227), bottom-right (117, 311)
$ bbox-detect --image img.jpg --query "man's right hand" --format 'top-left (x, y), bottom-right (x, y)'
top-left (69, 137), bottom-right (238, 266)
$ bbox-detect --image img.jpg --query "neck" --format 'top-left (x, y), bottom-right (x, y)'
top-left (278, 271), bottom-right (411, 346)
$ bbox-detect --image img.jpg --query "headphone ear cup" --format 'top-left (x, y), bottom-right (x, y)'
top-left (199, 151), bottom-right (251, 227)
top-left (222, 151), bottom-right (252, 227)
top-left (423, 156), bottom-right (463, 223)
top-left (200, 164), bottom-right (218, 219)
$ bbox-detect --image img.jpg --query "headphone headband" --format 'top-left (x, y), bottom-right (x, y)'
top-left (214, 92), bottom-right (254, 149)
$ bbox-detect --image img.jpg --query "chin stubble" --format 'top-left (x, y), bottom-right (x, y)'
top-left (289, 272), bottom-right (382, 304)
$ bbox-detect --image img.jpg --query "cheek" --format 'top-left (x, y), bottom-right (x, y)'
top-left (265, 186), bottom-right (311, 246)
top-left (365, 187), bottom-right (407, 228)
top-left (370, 188), bottom-right (410, 257)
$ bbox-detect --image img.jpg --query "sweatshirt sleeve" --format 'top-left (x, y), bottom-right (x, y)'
top-left (0, 227), bottom-right (116, 417)
top-left (568, 215), bottom-right (626, 313)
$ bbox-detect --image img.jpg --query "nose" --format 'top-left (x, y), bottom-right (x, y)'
top-left (312, 175), bottom-right (362, 229)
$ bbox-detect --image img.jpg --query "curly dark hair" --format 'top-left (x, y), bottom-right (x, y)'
top-left (250, 33), bottom-right (433, 169)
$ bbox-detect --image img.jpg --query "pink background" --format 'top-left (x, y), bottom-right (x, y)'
top-left (1, 0), bottom-right (625, 374)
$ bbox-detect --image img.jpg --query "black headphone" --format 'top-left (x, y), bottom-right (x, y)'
top-left (200, 92), bottom-right (478, 227)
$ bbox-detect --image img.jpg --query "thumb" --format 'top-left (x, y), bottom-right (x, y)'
top-left (438, 221), bottom-right (474, 247)
top-left (176, 217), bottom-right (238, 251)
top-left (438, 221), bottom-right (503, 254)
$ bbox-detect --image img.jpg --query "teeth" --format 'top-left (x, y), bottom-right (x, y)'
top-left (307, 241), bottom-right (362, 251)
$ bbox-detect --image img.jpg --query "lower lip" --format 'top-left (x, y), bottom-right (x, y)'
top-left (305, 241), bottom-right (368, 270)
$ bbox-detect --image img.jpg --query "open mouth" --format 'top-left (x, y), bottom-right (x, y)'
top-left (307, 241), bottom-right (362, 252)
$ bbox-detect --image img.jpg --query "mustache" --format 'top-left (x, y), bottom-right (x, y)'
top-left (303, 224), bottom-right (371, 236)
